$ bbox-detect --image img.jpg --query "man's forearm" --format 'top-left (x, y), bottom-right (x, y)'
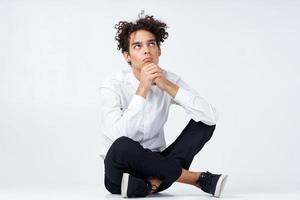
top-left (156, 78), bottom-right (179, 98)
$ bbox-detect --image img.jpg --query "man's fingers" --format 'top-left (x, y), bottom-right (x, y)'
top-left (145, 66), bottom-right (159, 73)
top-left (149, 72), bottom-right (163, 81)
top-left (143, 63), bottom-right (161, 71)
top-left (142, 63), bottom-right (156, 69)
top-left (147, 68), bottom-right (162, 75)
top-left (144, 64), bottom-right (161, 73)
top-left (140, 63), bottom-right (163, 85)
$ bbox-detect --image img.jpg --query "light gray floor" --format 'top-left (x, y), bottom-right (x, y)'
top-left (1, 185), bottom-right (299, 200)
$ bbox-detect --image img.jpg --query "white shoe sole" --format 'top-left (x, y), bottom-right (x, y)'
top-left (121, 173), bottom-right (130, 198)
top-left (214, 174), bottom-right (228, 198)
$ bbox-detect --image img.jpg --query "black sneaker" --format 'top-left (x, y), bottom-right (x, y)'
top-left (121, 173), bottom-right (152, 198)
top-left (196, 171), bottom-right (228, 198)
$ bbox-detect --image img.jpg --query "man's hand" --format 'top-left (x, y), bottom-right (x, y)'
top-left (145, 63), bottom-right (179, 98)
top-left (140, 63), bottom-right (163, 89)
top-left (136, 62), bottom-right (179, 98)
top-left (136, 63), bottom-right (163, 98)
top-left (139, 62), bottom-right (167, 89)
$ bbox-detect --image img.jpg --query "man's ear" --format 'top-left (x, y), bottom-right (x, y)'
top-left (123, 51), bottom-right (131, 63)
top-left (158, 47), bottom-right (161, 57)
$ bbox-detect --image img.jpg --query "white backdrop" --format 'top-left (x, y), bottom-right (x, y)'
top-left (1, 0), bottom-right (300, 195)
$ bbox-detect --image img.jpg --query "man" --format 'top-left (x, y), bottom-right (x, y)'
top-left (99, 13), bottom-right (228, 198)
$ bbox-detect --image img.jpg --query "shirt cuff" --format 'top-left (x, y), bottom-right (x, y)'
top-left (128, 94), bottom-right (147, 110)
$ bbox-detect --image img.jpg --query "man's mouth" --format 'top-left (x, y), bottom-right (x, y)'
top-left (143, 57), bottom-right (153, 63)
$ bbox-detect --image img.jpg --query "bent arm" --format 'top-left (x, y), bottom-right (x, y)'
top-left (99, 87), bottom-right (146, 142)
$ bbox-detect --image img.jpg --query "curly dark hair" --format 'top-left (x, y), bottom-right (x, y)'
top-left (114, 12), bottom-right (169, 53)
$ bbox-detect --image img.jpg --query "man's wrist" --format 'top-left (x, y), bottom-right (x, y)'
top-left (136, 84), bottom-right (150, 99)
top-left (154, 78), bottom-right (166, 90)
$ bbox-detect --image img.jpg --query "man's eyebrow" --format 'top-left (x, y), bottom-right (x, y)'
top-left (147, 39), bottom-right (156, 43)
top-left (131, 41), bottom-right (142, 46)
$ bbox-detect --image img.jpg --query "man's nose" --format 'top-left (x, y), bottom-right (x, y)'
top-left (143, 46), bottom-right (150, 55)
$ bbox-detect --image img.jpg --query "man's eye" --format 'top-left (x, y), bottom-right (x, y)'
top-left (133, 44), bottom-right (141, 49)
top-left (149, 42), bottom-right (157, 46)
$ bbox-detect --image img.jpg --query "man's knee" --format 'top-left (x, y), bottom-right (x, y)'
top-left (105, 136), bottom-right (135, 167)
top-left (111, 136), bottom-right (136, 150)
top-left (202, 123), bottom-right (216, 142)
top-left (206, 124), bottom-right (216, 141)
top-left (191, 119), bottom-right (216, 141)
top-left (109, 136), bottom-right (140, 159)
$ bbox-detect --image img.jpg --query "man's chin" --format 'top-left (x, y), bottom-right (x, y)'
top-left (142, 61), bottom-right (151, 65)
top-left (143, 60), bottom-right (158, 66)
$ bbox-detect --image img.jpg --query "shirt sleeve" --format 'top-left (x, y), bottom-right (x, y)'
top-left (171, 78), bottom-right (218, 125)
top-left (99, 87), bottom-right (146, 142)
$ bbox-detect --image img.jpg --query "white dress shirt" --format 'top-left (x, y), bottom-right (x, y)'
top-left (99, 68), bottom-right (218, 159)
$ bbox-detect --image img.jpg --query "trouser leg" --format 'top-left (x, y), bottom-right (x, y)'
top-left (104, 136), bottom-right (182, 194)
top-left (155, 119), bottom-right (216, 192)
top-left (162, 119), bottom-right (215, 169)
top-left (104, 119), bottom-right (216, 195)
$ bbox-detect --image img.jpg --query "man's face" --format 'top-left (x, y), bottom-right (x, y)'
top-left (123, 29), bottom-right (161, 70)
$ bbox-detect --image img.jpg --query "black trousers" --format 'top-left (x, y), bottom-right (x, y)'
top-left (104, 119), bottom-right (216, 194)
